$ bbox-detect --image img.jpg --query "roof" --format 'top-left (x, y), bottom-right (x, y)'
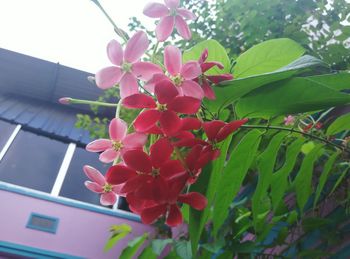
top-left (0, 48), bottom-right (115, 145)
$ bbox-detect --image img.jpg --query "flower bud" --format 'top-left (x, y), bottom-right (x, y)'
top-left (58, 97), bottom-right (72, 105)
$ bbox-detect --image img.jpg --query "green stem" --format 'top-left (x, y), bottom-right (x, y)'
top-left (115, 99), bottom-right (122, 118)
top-left (152, 42), bottom-right (159, 63)
top-left (90, 0), bottom-right (128, 43)
top-left (174, 147), bottom-right (188, 170)
top-left (240, 124), bottom-right (350, 153)
top-left (66, 98), bottom-right (117, 107)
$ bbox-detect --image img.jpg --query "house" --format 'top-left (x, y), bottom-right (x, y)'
top-left (0, 48), bottom-right (152, 259)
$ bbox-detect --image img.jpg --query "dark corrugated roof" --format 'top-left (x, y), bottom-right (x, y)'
top-left (0, 48), bottom-right (116, 145)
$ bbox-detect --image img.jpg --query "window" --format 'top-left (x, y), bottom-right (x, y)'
top-left (0, 130), bottom-right (66, 192)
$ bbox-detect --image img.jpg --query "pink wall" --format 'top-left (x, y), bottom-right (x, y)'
top-left (0, 189), bottom-right (153, 258)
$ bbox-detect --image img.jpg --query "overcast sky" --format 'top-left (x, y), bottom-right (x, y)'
top-left (0, 0), bottom-right (152, 73)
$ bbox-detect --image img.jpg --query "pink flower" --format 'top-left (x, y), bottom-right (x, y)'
top-left (145, 45), bottom-right (203, 99)
top-left (83, 165), bottom-right (119, 206)
top-left (86, 118), bottom-right (147, 163)
top-left (284, 115), bottom-right (295, 126)
top-left (95, 31), bottom-right (162, 98)
top-left (143, 0), bottom-right (196, 41)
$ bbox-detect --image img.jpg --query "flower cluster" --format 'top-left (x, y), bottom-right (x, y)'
top-left (83, 0), bottom-right (247, 226)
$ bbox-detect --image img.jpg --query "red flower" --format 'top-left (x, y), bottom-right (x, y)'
top-left (122, 80), bottom-right (201, 135)
top-left (195, 49), bottom-right (234, 100)
top-left (203, 119), bottom-right (248, 143)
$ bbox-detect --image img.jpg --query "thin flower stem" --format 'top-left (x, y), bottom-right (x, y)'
top-left (152, 42), bottom-right (159, 63)
top-left (68, 98), bottom-right (117, 107)
top-left (91, 0), bottom-right (129, 43)
top-left (240, 124), bottom-right (350, 153)
top-left (115, 99), bottom-right (122, 118)
top-left (174, 146), bottom-right (188, 170)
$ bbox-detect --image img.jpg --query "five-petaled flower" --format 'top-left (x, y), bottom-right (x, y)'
top-left (143, 0), bottom-right (196, 41)
top-left (86, 118), bottom-right (147, 163)
top-left (95, 31), bottom-right (162, 98)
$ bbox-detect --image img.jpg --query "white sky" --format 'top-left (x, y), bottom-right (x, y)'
top-left (0, 0), bottom-right (152, 73)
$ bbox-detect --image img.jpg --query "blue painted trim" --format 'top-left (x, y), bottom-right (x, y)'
top-left (0, 241), bottom-right (84, 259)
top-left (26, 212), bottom-right (59, 234)
top-left (0, 181), bottom-right (141, 222)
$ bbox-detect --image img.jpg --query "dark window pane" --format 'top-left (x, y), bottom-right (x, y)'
top-left (59, 147), bottom-right (109, 205)
top-left (0, 130), bottom-right (66, 192)
top-left (0, 120), bottom-right (16, 150)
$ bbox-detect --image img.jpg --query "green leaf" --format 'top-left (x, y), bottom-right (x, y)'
top-left (119, 233), bottom-right (149, 259)
top-left (313, 152), bottom-right (339, 209)
top-left (271, 138), bottom-right (305, 210)
top-left (204, 55), bottom-right (326, 113)
top-left (236, 77), bottom-right (350, 118)
top-left (305, 72), bottom-right (350, 91)
top-left (233, 38), bottom-right (305, 78)
top-left (213, 130), bottom-right (262, 235)
top-left (301, 141), bottom-right (316, 154)
top-left (104, 224), bottom-right (132, 252)
top-left (188, 136), bottom-right (234, 254)
top-left (302, 217), bottom-right (331, 232)
top-left (151, 239), bottom-right (173, 255)
top-left (294, 145), bottom-right (323, 212)
top-left (174, 241), bottom-right (192, 259)
top-left (183, 39), bottom-right (230, 75)
top-left (252, 132), bottom-right (287, 231)
top-left (138, 246), bottom-right (157, 259)
top-left (330, 167), bottom-right (349, 195)
top-left (326, 113), bottom-right (350, 136)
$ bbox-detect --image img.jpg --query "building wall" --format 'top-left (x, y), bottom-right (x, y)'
top-left (0, 187), bottom-right (153, 259)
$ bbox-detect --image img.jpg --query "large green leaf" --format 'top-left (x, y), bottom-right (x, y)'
top-left (294, 145), bottom-right (323, 212)
top-left (104, 224), bottom-right (132, 252)
top-left (183, 39), bottom-right (230, 75)
top-left (119, 233), bottom-right (149, 259)
top-left (233, 38), bottom-right (305, 78)
top-left (252, 132), bottom-right (287, 231)
top-left (203, 55), bottom-right (326, 113)
top-left (213, 130), bottom-right (262, 235)
top-left (326, 113), bottom-right (350, 136)
top-left (236, 76), bottom-right (350, 118)
top-left (305, 72), bottom-right (350, 91)
top-left (188, 136), bottom-right (234, 254)
top-left (139, 247), bottom-right (157, 259)
top-left (270, 138), bottom-right (305, 210)
top-left (313, 152), bottom-right (339, 209)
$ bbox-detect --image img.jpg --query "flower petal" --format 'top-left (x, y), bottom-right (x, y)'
top-left (86, 139), bottom-right (112, 152)
top-left (122, 93), bottom-right (156, 109)
top-left (121, 175), bottom-right (152, 194)
top-left (106, 164), bottom-right (137, 185)
top-left (180, 61), bottom-right (201, 80)
top-left (164, 0), bottom-right (179, 9)
top-left (201, 79), bottom-right (216, 100)
top-left (154, 80), bottom-right (178, 104)
top-left (107, 39), bottom-right (123, 66)
top-left (132, 61), bottom-right (162, 81)
top-left (202, 120), bottom-right (226, 141)
top-left (166, 204), bottom-right (183, 227)
top-left (207, 74), bottom-right (233, 84)
top-left (180, 80), bottom-right (204, 99)
top-left (99, 148), bottom-right (119, 163)
top-left (175, 15), bottom-right (191, 40)
top-left (201, 61), bottom-right (224, 72)
top-left (122, 132), bottom-right (148, 149)
top-left (159, 110), bottom-right (182, 136)
top-left (119, 73), bottom-right (139, 99)
top-left (124, 31), bottom-right (149, 63)
top-left (143, 2), bottom-right (169, 18)
top-left (95, 66), bottom-right (122, 89)
top-left (178, 192), bottom-right (207, 210)
top-left (177, 8), bottom-right (197, 20)
top-left (100, 192), bottom-right (117, 206)
top-left (180, 117), bottom-right (202, 131)
top-left (134, 109), bottom-right (161, 132)
top-left (83, 165), bottom-right (106, 186)
top-left (164, 45), bottom-right (182, 76)
top-left (159, 160), bottom-right (185, 179)
top-left (123, 150), bottom-right (152, 174)
top-left (109, 118), bottom-right (127, 141)
top-left (199, 49), bottom-right (208, 64)
top-left (85, 181), bottom-right (103, 193)
top-left (156, 15), bottom-right (175, 42)
top-left (168, 96), bottom-right (201, 114)
top-left (216, 119), bottom-right (248, 142)
top-left (141, 204), bottom-right (167, 224)
top-left (144, 73), bottom-right (169, 93)
top-left (150, 138), bottom-right (174, 168)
